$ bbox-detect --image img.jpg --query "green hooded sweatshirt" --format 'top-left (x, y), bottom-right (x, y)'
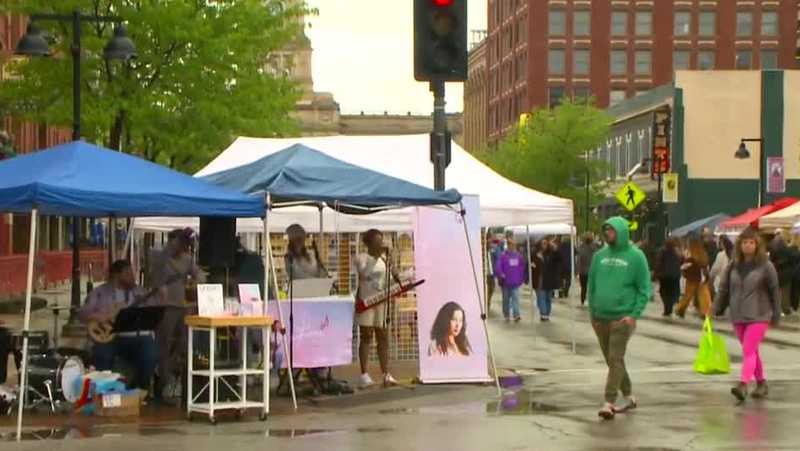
top-left (587, 217), bottom-right (652, 320)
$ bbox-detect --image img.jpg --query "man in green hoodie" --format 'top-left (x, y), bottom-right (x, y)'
top-left (588, 217), bottom-right (652, 420)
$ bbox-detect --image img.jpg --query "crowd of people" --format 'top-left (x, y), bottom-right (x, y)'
top-left (487, 220), bottom-right (790, 419)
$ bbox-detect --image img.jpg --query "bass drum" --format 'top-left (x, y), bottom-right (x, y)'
top-left (26, 355), bottom-right (85, 403)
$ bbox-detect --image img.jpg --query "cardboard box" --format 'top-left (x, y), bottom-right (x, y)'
top-left (96, 390), bottom-right (142, 417)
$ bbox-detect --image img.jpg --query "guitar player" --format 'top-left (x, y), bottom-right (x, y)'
top-left (79, 260), bottom-right (157, 390)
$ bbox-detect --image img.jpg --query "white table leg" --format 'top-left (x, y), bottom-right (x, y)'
top-left (242, 326), bottom-right (248, 412)
top-left (209, 327), bottom-right (216, 423)
top-left (187, 325), bottom-right (193, 418)
top-left (262, 325), bottom-right (269, 419)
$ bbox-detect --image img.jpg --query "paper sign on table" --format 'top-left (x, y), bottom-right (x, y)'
top-left (197, 284), bottom-right (224, 316)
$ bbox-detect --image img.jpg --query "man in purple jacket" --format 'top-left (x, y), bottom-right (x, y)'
top-left (496, 240), bottom-right (528, 322)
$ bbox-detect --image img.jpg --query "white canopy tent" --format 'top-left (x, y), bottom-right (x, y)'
top-left (137, 134), bottom-right (573, 232)
top-left (759, 203), bottom-right (800, 233)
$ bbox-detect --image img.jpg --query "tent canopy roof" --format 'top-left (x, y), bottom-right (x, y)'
top-left (758, 202), bottom-right (800, 232)
top-left (670, 213), bottom-right (730, 238)
top-left (202, 143), bottom-right (461, 209)
top-left (197, 134), bottom-right (573, 227)
top-left (717, 197), bottom-right (798, 232)
top-left (0, 141), bottom-right (264, 217)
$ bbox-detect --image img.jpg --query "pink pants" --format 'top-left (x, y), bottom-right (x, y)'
top-left (734, 322), bottom-right (769, 384)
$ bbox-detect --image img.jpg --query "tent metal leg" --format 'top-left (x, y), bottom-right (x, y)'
top-left (16, 208), bottom-right (38, 442)
top-left (459, 202), bottom-right (501, 396)
top-left (570, 228), bottom-right (576, 354)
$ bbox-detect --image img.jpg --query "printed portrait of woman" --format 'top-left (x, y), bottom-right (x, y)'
top-left (428, 302), bottom-right (472, 357)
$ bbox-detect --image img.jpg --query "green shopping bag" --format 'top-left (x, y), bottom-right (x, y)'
top-left (693, 317), bottom-right (730, 375)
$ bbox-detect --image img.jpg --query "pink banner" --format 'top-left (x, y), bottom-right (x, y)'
top-left (268, 297), bottom-right (354, 368)
top-left (767, 157), bottom-right (785, 194)
top-left (414, 195), bottom-right (489, 383)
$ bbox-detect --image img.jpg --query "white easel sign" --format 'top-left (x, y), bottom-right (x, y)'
top-left (197, 284), bottom-right (224, 317)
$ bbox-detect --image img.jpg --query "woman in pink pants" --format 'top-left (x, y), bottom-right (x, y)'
top-left (712, 227), bottom-right (781, 402)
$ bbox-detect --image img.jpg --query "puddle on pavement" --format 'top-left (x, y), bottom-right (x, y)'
top-left (262, 427), bottom-right (392, 438)
top-left (2, 426), bottom-right (188, 442)
top-left (486, 390), bottom-right (563, 415)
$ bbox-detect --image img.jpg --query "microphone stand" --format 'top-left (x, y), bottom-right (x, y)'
top-left (287, 253), bottom-right (295, 380)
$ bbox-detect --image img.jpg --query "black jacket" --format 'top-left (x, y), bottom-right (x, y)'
top-left (656, 246), bottom-right (682, 280)
top-left (541, 249), bottom-right (563, 291)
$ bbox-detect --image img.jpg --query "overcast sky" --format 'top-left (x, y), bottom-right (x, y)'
top-left (305, 1), bottom-right (487, 115)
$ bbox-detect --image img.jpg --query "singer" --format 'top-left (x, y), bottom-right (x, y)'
top-left (356, 229), bottom-right (398, 388)
top-left (285, 224), bottom-right (328, 278)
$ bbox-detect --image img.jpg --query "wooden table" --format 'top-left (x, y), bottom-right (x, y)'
top-left (185, 315), bottom-right (273, 424)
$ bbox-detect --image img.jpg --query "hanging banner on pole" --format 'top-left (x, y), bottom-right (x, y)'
top-left (663, 173), bottom-right (679, 203)
top-left (767, 157), bottom-right (785, 194)
top-left (414, 194), bottom-right (490, 383)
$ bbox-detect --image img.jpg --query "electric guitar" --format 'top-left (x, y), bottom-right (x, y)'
top-left (355, 278), bottom-right (425, 314)
top-left (88, 272), bottom-right (184, 344)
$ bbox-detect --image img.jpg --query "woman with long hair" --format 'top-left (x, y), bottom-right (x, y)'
top-left (710, 235), bottom-right (734, 296)
top-left (713, 227), bottom-right (780, 401)
top-left (428, 302), bottom-right (472, 357)
top-left (676, 237), bottom-right (712, 318)
top-left (285, 224), bottom-right (328, 280)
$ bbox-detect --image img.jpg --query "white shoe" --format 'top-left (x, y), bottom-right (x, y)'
top-left (359, 373), bottom-right (375, 389)
top-left (383, 373), bottom-right (398, 387)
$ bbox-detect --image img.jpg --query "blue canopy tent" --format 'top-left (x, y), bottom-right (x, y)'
top-left (670, 213), bottom-right (730, 238)
top-left (200, 143), bottom-right (500, 394)
top-left (0, 141), bottom-right (264, 439)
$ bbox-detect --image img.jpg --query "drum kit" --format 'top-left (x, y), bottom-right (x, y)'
top-left (3, 305), bottom-right (89, 414)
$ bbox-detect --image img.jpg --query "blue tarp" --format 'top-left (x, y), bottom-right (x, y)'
top-left (671, 213), bottom-right (730, 238)
top-left (0, 141), bottom-right (264, 217)
top-left (202, 143), bottom-right (462, 209)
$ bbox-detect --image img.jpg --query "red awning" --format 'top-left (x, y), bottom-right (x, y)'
top-left (717, 197), bottom-right (799, 233)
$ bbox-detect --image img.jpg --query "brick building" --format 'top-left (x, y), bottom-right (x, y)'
top-left (464, 34), bottom-right (488, 153)
top-left (483, 0), bottom-right (800, 145)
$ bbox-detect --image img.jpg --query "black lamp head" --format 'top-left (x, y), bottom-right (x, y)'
top-left (734, 142), bottom-right (751, 160)
top-left (15, 23), bottom-right (51, 57)
top-left (103, 25), bottom-right (137, 61)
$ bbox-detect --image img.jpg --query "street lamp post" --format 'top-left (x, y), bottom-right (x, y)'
top-left (584, 150), bottom-right (590, 232)
top-left (16, 10), bottom-right (136, 335)
top-left (735, 138), bottom-right (765, 208)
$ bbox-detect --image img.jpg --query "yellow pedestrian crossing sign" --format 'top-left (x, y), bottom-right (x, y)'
top-left (616, 182), bottom-right (646, 211)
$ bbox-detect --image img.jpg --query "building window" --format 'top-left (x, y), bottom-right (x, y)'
top-left (574, 10), bottom-right (591, 36)
top-left (698, 50), bottom-right (715, 70)
top-left (674, 50), bottom-right (690, 70)
top-left (610, 89), bottom-right (627, 106)
top-left (573, 49), bottom-right (590, 76)
top-left (611, 11), bottom-right (628, 36)
top-left (573, 86), bottom-right (591, 103)
top-left (549, 10), bottom-right (566, 36)
top-left (635, 50), bottom-right (652, 75)
top-left (736, 49), bottom-right (753, 69)
top-left (674, 11), bottom-right (691, 37)
top-left (736, 12), bottom-right (753, 37)
top-left (611, 50), bottom-right (628, 76)
top-left (635, 11), bottom-right (652, 36)
top-left (636, 88), bottom-right (650, 97)
top-left (699, 11), bottom-right (716, 37)
top-left (761, 49), bottom-right (778, 69)
top-left (548, 49), bottom-right (565, 75)
top-left (548, 86), bottom-right (565, 108)
top-left (761, 11), bottom-right (778, 37)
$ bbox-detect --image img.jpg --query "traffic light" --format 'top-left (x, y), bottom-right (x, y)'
top-left (414, 0), bottom-right (467, 82)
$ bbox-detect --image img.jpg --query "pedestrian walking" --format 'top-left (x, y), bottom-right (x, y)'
top-left (709, 235), bottom-right (734, 298)
top-left (576, 233), bottom-right (598, 306)
top-left (486, 238), bottom-right (503, 314)
top-left (676, 238), bottom-right (712, 318)
top-left (712, 227), bottom-right (780, 402)
top-left (558, 237), bottom-right (573, 298)
top-left (702, 226), bottom-right (719, 269)
top-left (540, 239), bottom-right (563, 321)
top-left (588, 217), bottom-right (652, 420)
top-left (768, 229), bottom-right (799, 317)
top-left (495, 240), bottom-right (527, 322)
top-left (655, 238), bottom-right (682, 317)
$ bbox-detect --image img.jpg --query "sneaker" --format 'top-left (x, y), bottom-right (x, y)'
top-left (598, 402), bottom-right (616, 420)
top-left (514, 316), bottom-right (521, 322)
top-left (731, 382), bottom-right (748, 402)
top-left (541, 316), bottom-right (550, 322)
top-left (383, 373), bottom-right (398, 387)
top-left (614, 395), bottom-right (638, 413)
top-left (752, 381), bottom-right (769, 399)
top-left (359, 373), bottom-right (375, 389)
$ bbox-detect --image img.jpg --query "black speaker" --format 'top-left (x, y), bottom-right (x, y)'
top-left (198, 217), bottom-right (236, 268)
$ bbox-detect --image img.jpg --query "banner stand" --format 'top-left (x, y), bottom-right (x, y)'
top-left (459, 203), bottom-right (502, 397)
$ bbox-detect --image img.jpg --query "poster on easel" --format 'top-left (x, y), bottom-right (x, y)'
top-left (197, 284), bottom-right (224, 316)
top-left (414, 194), bottom-right (490, 383)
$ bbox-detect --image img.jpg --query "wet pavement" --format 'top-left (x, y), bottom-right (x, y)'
top-left (3, 292), bottom-right (800, 450)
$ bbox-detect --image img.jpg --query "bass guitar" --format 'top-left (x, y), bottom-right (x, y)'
top-left (88, 272), bottom-right (184, 344)
top-left (355, 278), bottom-right (425, 314)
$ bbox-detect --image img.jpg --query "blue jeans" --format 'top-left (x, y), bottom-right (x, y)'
top-left (93, 335), bottom-right (157, 390)
top-left (502, 286), bottom-right (521, 319)
top-left (536, 289), bottom-right (553, 318)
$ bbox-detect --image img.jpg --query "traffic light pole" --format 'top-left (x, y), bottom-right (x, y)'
top-left (431, 79), bottom-right (447, 191)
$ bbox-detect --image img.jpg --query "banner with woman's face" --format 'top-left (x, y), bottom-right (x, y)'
top-left (414, 195), bottom-right (490, 383)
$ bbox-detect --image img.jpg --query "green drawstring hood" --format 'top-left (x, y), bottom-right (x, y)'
top-left (587, 217), bottom-right (652, 320)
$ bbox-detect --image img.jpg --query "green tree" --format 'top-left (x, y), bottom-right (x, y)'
top-left (476, 99), bottom-right (612, 232)
top-left (0, 0), bottom-right (307, 172)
